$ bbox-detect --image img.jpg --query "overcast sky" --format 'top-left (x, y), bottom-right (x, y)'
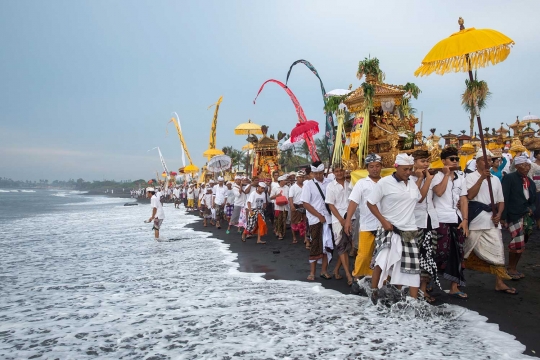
top-left (1, 0), bottom-right (539, 181)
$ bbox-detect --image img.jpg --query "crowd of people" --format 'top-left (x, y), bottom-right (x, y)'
top-left (143, 147), bottom-right (539, 304)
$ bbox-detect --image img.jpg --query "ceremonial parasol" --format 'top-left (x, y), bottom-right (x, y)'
top-left (523, 113), bottom-right (540, 121)
top-left (207, 155), bottom-right (232, 173)
top-left (414, 17), bottom-right (514, 211)
top-left (325, 89), bottom-right (353, 97)
top-left (183, 164), bottom-right (199, 174)
top-left (234, 119), bottom-right (263, 135)
top-left (242, 143), bottom-right (254, 151)
top-left (290, 120), bottom-right (320, 143)
top-left (203, 148), bottom-right (224, 158)
top-left (279, 137), bottom-right (304, 151)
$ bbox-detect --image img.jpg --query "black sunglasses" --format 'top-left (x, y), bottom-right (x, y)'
top-left (446, 156), bottom-right (460, 162)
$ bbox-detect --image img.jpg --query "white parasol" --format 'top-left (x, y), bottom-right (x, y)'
top-left (206, 155), bottom-right (232, 173)
top-left (523, 113), bottom-right (540, 121)
top-left (325, 89), bottom-right (352, 97)
top-left (279, 137), bottom-right (304, 151)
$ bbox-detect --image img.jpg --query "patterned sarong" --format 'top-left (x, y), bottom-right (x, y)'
top-left (372, 227), bottom-right (421, 274)
top-left (418, 229), bottom-right (441, 289)
top-left (435, 223), bottom-right (466, 286)
top-left (225, 204), bottom-right (234, 218)
top-left (291, 206), bottom-right (306, 237)
top-left (274, 210), bottom-right (288, 236)
top-left (245, 209), bottom-right (267, 235)
top-left (309, 222), bottom-right (324, 262)
top-left (508, 215), bottom-right (532, 253)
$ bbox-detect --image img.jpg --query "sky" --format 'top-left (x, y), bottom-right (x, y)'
top-left (1, 0), bottom-right (539, 181)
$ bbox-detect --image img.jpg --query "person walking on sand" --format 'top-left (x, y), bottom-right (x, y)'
top-left (227, 176), bottom-right (245, 234)
top-left (345, 154), bottom-right (382, 281)
top-left (225, 181), bottom-right (235, 230)
top-left (187, 184), bottom-right (195, 211)
top-left (464, 150), bottom-right (518, 295)
top-left (431, 147), bottom-right (470, 300)
top-left (201, 186), bottom-right (213, 227)
top-left (502, 155), bottom-right (536, 280)
top-left (301, 161), bottom-right (333, 281)
top-left (243, 182), bottom-right (268, 244)
top-left (289, 171), bottom-right (307, 245)
top-left (366, 154), bottom-right (423, 302)
top-left (325, 164), bottom-right (354, 286)
top-left (145, 187), bottom-right (165, 240)
top-left (212, 177), bottom-right (227, 229)
top-left (270, 174), bottom-right (289, 240)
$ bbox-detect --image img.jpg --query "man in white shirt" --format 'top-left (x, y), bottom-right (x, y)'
top-left (227, 176), bottom-right (245, 234)
top-left (270, 174), bottom-right (289, 240)
top-left (301, 161), bottom-right (333, 281)
top-left (187, 184), bottom-right (195, 211)
top-left (366, 154), bottom-right (422, 300)
top-left (502, 147), bottom-right (512, 175)
top-left (345, 153), bottom-right (382, 280)
top-left (212, 176), bottom-right (228, 229)
top-left (173, 186), bottom-right (181, 209)
top-left (145, 187), bottom-right (165, 240)
top-left (325, 164), bottom-right (353, 285)
top-left (289, 171), bottom-right (307, 245)
top-left (431, 147), bottom-right (470, 299)
top-left (244, 182), bottom-right (268, 244)
top-left (464, 151), bottom-right (517, 295)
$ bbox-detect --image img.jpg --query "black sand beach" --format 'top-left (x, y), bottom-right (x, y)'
top-left (185, 213), bottom-right (540, 357)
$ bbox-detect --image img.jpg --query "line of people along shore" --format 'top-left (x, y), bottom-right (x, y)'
top-left (143, 147), bottom-right (539, 304)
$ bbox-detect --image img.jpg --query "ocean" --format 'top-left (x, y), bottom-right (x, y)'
top-left (0, 189), bottom-right (532, 359)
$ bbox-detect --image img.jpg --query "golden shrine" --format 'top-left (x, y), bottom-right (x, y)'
top-left (250, 125), bottom-right (281, 179)
top-left (343, 58), bottom-right (425, 169)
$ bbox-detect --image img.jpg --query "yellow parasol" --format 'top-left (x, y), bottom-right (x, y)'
top-left (414, 17), bottom-right (514, 211)
top-left (234, 119), bottom-right (263, 135)
top-left (183, 164), bottom-right (199, 174)
top-left (242, 143), bottom-right (254, 151)
top-left (203, 148), bottom-right (224, 158)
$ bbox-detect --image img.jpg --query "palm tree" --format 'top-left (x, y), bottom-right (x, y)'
top-left (462, 71), bottom-right (491, 137)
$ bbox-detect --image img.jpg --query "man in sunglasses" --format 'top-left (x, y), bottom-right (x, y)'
top-left (431, 147), bottom-right (470, 300)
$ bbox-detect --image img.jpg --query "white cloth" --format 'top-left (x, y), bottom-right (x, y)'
top-left (465, 159), bottom-right (477, 173)
top-left (270, 181), bottom-right (279, 204)
top-left (395, 153), bottom-right (414, 166)
top-left (301, 178), bottom-right (332, 225)
top-left (514, 155), bottom-right (531, 165)
top-left (374, 232), bottom-right (420, 288)
top-left (475, 148), bottom-right (494, 159)
top-left (247, 191), bottom-right (266, 211)
top-left (349, 177), bottom-right (381, 231)
top-left (243, 185), bottom-right (256, 208)
top-left (502, 152), bottom-right (512, 174)
top-left (151, 194), bottom-right (165, 219)
top-left (271, 185), bottom-right (289, 211)
top-left (310, 163), bottom-right (325, 172)
top-left (212, 184), bottom-right (228, 205)
top-left (410, 175), bottom-right (439, 229)
top-left (465, 171), bottom-right (504, 230)
top-left (367, 175), bottom-right (420, 231)
top-left (201, 193), bottom-right (213, 207)
top-left (431, 172), bottom-right (467, 223)
top-left (464, 228), bottom-right (505, 266)
top-left (232, 184), bottom-right (246, 207)
top-left (288, 183), bottom-right (304, 205)
top-left (226, 189), bottom-right (235, 205)
top-left (325, 179), bottom-right (353, 223)
top-left (187, 187), bottom-right (195, 200)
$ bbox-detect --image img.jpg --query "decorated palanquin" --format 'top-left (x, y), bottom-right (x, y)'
top-left (343, 71), bottom-right (425, 169)
top-left (252, 134), bottom-right (280, 179)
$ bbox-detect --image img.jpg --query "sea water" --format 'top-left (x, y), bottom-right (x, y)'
top-left (0, 190), bottom-right (532, 359)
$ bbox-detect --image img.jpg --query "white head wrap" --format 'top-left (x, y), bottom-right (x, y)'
top-left (234, 175), bottom-right (242, 180)
top-left (365, 153), bottom-right (382, 164)
top-left (310, 163), bottom-right (325, 172)
top-left (278, 175), bottom-right (287, 181)
top-left (475, 149), bottom-right (494, 159)
top-left (394, 153), bottom-right (415, 166)
top-left (514, 155), bottom-right (532, 165)
top-left (217, 176), bottom-right (224, 181)
top-left (296, 170), bottom-right (306, 177)
top-left (146, 187), bottom-right (155, 192)
top-left (258, 182), bottom-right (267, 188)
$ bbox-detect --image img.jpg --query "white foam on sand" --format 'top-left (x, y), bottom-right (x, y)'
top-left (0, 204), bottom-right (533, 359)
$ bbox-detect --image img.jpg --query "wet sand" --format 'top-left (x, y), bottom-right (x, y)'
top-left (185, 212), bottom-right (540, 358)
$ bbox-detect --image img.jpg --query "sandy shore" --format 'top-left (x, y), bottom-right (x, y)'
top-left (185, 212), bottom-right (539, 358)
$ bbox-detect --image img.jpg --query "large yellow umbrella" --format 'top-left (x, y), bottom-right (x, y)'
top-left (242, 143), bottom-right (254, 151)
top-left (414, 17), bottom-right (514, 211)
top-left (183, 164), bottom-right (199, 174)
top-left (234, 119), bottom-right (263, 135)
top-left (203, 148), bottom-right (224, 159)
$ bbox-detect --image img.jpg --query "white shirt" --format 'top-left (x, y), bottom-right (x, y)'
top-left (325, 179), bottom-right (353, 223)
top-left (247, 191), bottom-right (266, 210)
top-left (202, 193), bottom-right (213, 207)
top-left (502, 152), bottom-right (512, 174)
top-left (431, 172), bottom-right (468, 223)
top-left (270, 181), bottom-right (279, 204)
top-left (301, 178), bottom-right (332, 225)
top-left (151, 194), bottom-right (165, 219)
top-left (226, 189), bottom-right (235, 205)
top-left (289, 183), bottom-right (304, 205)
top-left (271, 185), bottom-right (289, 211)
top-left (410, 175), bottom-right (439, 229)
top-left (243, 185), bottom-right (257, 208)
top-left (232, 184), bottom-right (245, 207)
top-left (466, 171), bottom-right (504, 230)
top-left (367, 174), bottom-right (420, 231)
top-left (349, 177), bottom-right (381, 231)
top-left (212, 184), bottom-right (227, 205)
top-left (187, 187), bottom-right (195, 199)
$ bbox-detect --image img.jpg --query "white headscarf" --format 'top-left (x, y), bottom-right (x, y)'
top-left (310, 163), bottom-right (325, 172)
top-left (394, 153), bottom-right (414, 166)
top-left (277, 175), bottom-right (287, 181)
top-left (514, 155), bottom-right (532, 165)
top-left (475, 149), bottom-right (494, 159)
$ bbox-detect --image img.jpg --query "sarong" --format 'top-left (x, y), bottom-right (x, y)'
top-left (245, 210), bottom-right (267, 236)
top-left (238, 208), bottom-right (247, 228)
top-left (372, 229), bottom-right (420, 288)
top-left (332, 221), bottom-right (353, 256)
top-left (229, 205), bottom-right (242, 225)
top-left (274, 210), bottom-right (288, 235)
top-left (214, 203), bottom-right (224, 219)
top-left (291, 205), bottom-right (306, 237)
top-left (265, 202), bottom-right (275, 223)
top-left (187, 199), bottom-right (194, 208)
top-left (508, 215), bottom-right (532, 253)
top-left (152, 218), bottom-right (163, 230)
top-left (464, 228), bottom-right (512, 280)
top-left (352, 231), bottom-right (375, 277)
top-left (225, 204), bottom-right (234, 218)
top-left (308, 222), bottom-right (333, 264)
top-left (418, 229), bottom-right (441, 289)
top-left (435, 223), bottom-right (466, 286)
top-left (202, 205), bottom-right (212, 219)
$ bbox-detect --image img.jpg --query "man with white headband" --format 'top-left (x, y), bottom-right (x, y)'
top-left (145, 187), bottom-right (165, 241)
top-left (301, 161), bottom-right (333, 281)
top-left (464, 149), bottom-right (517, 295)
top-left (270, 174), bottom-right (290, 240)
top-left (366, 153), bottom-right (422, 302)
top-left (244, 182), bottom-right (268, 244)
top-left (431, 146), bottom-right (469, 300)
top-left (289, 171), bottom-right (307, 245)
top-left (227, 175), bottom-right (245, 234)
top-left (345, 153), bottom-right (382, 281)
top-left (501, 154), bottom-right (536, 280)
